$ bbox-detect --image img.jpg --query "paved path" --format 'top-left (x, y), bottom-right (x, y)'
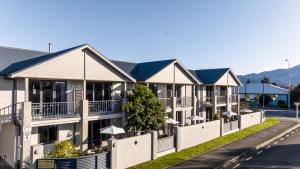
top-left (235, 126), bottom-right (300, 169)
top-left (169, 115), bottom-right (297, 169)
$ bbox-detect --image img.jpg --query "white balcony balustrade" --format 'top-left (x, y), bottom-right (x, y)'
top-left (216, 96), bottom-right (227, 104)
top-left (230, 94), bottom-right (238, 103)
top-left (88, 100), bottom-right (122, 116)
top-left (32, 102), bottom-right (78, 120)
top-left (0, 103), bottom-right (22, 124)
top-left (158, 98), bottom-right (172, 108)
top-left (176, 97), bottom-right (192, 108)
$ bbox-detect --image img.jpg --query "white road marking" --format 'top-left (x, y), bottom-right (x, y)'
top-left (291, 131), bottom-right (295, 134)
top-left (246, 156), bottom-right (253, 161)
top-left (280, 137), bottom-right (285, 141)
top-left (266, 145), bottom-right (271, 149)
top-left (286, 134), bottom-right (290, 137)
top-left (274, 141), bottom-right (278, 145)
top-left (232, 163), bottom-right (240, 169)
top-left (257, 150), bottom-right (263, 155)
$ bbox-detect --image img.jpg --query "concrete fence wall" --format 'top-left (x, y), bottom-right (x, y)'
top-left (240, 111), bottom-right (262, 129)
top-left (176, 120), bottom-right (221, 151)
top-left (109, 133), bottom-right (152, 169)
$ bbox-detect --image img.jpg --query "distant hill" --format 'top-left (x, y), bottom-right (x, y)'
top-left (238, 65), bottom-right (300, 86)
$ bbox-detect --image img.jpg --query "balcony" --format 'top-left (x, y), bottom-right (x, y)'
top-left (230, 95), bottom-right (238, 103)
top-left (31, 102), bottom-right (79, 121)
top-left (158, 98), bottom-right (172, 108)
top-left (216, 96), bottom-right (227, 105)
top-left (0, 103), bottom-right (22, 124)
top-left (88, 100), bottom-right (122, 116)
top-left (176, 97), bottom-right (192, 108)
top-left (204, 96), bottom-right (213, 105)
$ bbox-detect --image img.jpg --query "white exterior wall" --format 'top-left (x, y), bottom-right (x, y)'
top-left (0, 77), bottom-right (13, 109)
top-left (177, 120), bottom-right (221, 150)
top-left (146, 64), bottom-right (194, 84)
top-left (114, 134), bottom-right (152, 169)
top-left (240, 112), bottom-right (262, 129)
top-left (15, 50), bottom-right (85, 80)
top-left (0, 123), bottom-right (16, 167)
top-left (16, 78), bottom-right (25, 103)
top-left (215, 72), bottom-right (239, 86)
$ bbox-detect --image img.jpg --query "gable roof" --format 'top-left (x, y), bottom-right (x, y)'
top-left (0, 46), bottom-right (47, 76)
top-left (0, 44), bottom-right (136, 82)
top-left (191, 68), bottom-right (241, 86)
top-left (112, 59), bottom-right (201, 84)
top-left (239, 83), bottom-right (288, 95)
top-left (1, 44), bottom-right (85, 76)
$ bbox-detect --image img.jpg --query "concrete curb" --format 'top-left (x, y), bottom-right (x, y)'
top-left (216, 122), bottom-right (300, 169)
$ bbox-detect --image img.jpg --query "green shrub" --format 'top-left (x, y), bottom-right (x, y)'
top-left (46, 140), bottom-right (81, 158)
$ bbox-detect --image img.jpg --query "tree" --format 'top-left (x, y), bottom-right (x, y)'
top-left (122, 84), bottom-right (165, 135)
top-left (291, 84), bottom-right (300, 103)
top-left (259, 94), bottom-right (272, 106)
top-left (46, 140), bottom-right (81, 158)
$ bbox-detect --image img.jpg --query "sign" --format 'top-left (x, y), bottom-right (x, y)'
top-left (23, 126), bottom-right (31, 141)
top-left (38, 160), bottom-right (55, 169)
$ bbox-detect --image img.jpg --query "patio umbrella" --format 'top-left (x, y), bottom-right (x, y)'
top-left (187, 115), bottom-right (205, 121)
top-left (164, 118), bottom-right (179, 125)
top-left (222, 111), bottom-right (238, 117)
top-left (240, 108), bottom-right (253, 113)
top-left (100, 125), bottom-right (125, 135)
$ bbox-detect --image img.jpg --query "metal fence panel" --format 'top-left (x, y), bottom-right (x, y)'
top-left (223, 122), bottom-right (231, 133)
top-left (77, 156), bottom-right (96, 169)
top-left (97, 152), bottom-right (110, 169)
top-left (157, 136), bottom-right (175, 153)
top-left (55, 159), bottom-right (76, 169)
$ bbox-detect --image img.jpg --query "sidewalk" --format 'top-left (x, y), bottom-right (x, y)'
top-left (169, 118), bottom-right (298, 169)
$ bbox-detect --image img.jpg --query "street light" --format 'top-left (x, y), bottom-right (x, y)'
top-left (285, 59), bottom-right (291, 109)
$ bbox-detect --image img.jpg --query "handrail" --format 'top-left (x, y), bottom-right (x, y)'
top-left (88, 100), bottom-right (121, 115)
top-left (32, 102), bottom-right (78, 120)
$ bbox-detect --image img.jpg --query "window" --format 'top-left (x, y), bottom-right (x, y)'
top-left (39, 126), bottom-right (58, 144)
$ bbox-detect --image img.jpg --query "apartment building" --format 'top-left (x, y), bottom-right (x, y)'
top-left (0, 44), bottom-right (241, 167)
top-left (190, 68), bottom-right (242, 121)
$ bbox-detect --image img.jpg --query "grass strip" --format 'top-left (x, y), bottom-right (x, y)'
top-left (129, 117), bottom-right (279, 169)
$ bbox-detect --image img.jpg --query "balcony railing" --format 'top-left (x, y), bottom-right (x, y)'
top-left (176, 97), bottom-right (192, 108)
top-left (158, 98), bottom-right (172, 108)
top-left (204, 96), bottom-right (213, 105)
top-left (216, 96), bottom-right (227, 104)
top-left (32, 102), bottom-right (78, 120)
top-left (89, 100), bottom-right (122, 116)
top-left (230, 95), bottom-right (238, 103)
top-left (0, 103), bottom-right (22, 124)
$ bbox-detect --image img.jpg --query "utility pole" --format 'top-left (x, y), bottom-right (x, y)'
top-left (285, 59), bottom-right (291, 110)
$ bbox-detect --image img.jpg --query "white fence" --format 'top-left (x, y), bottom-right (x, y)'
top-left (157, 136), bottom-right (175, 153)
top-left (240, 111), bottom-right (263, 129)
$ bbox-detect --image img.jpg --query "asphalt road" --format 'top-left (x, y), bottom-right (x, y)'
top-left (233, 126), bottom-right (300, 169)
top-left (232, 110), bottom-right (300, 169)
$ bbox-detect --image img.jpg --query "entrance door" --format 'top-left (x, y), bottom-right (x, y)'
top-left (206, 107), bottom-right (213, 121)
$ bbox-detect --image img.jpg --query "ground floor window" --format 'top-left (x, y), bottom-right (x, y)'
top-left (38, 125), bottom-right (58, 144)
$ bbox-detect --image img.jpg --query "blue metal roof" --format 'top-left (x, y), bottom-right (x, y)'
top-left (0, 44), bottom-right (85, 76)
top-left (112, 59), bottom-right (176, 81)
top-left (191, 68), bottom-right (230, 84)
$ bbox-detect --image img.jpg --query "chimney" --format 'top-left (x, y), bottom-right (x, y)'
top-left (48, 43), bottom-right (52, 53)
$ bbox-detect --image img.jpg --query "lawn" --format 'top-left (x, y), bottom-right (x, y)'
top-left (129, 117), bottom-right (279, 169)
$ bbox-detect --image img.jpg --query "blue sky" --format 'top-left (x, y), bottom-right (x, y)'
top-left (1, 0), bottom-right (300, 75)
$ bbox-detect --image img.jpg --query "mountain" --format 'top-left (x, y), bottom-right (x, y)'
top-left (238, 64), bottom-right (300, 86)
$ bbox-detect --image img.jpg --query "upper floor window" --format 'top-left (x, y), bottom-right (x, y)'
top-left (38, 125), bottom-right (58, 144)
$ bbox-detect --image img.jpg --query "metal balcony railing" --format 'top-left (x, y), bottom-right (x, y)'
top-left (158, 98), bottom-right (172, 108)
top-left (230, 95), bottom-right (238, 103)
top-left (176, 97), bottom-right (192, 108)
top-left (88, 100), bottom-right (122, 115)
top-left (32, 102), bottom-right (78, 120)
top-left (216, 96), bottom-right (227, 104)
top-left (0, 103), bottom-right (22, 124)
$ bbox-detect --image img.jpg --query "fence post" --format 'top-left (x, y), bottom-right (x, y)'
top-left (239, 114), bottom-right (243, 130)
top-left (20, 101), bottom-right (32, 168)
top-left (260, 111), bottom-right (263, 123)
top-left (80, 100), bottom-right (89, 151)
top-left (151, 131), bottom-right (158, 160)
top-left (174, 126), bottom-right (182, 152)
top-left (172, 96), bottom-right (177, 120)
top-left (109, 138), bottom-right (118, 169)
top-left (220, 118), bottom-right (224, 137)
